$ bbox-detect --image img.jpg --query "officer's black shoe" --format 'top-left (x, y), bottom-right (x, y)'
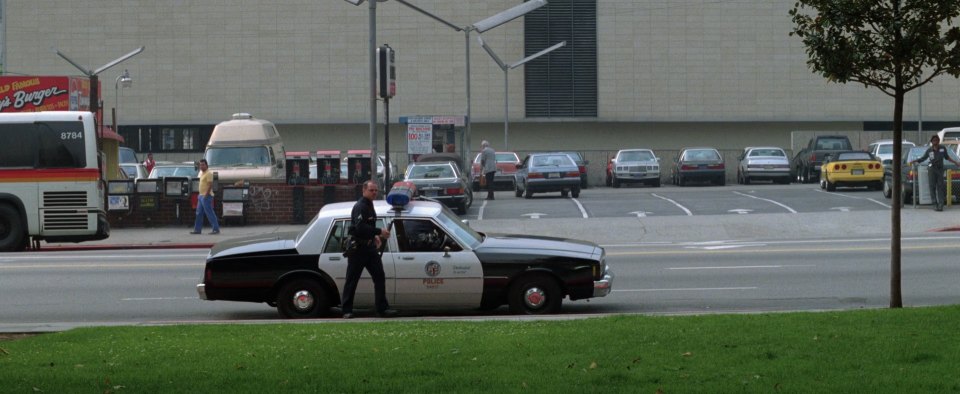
top-left (376, 309), bottom-right (398, 318)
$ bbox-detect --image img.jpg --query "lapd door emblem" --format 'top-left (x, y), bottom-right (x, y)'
top-left (424, 261), bottom-right (441, 277)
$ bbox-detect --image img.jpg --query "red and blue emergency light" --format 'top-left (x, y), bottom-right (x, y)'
top-left (386, 181), bottom-right (417, 207)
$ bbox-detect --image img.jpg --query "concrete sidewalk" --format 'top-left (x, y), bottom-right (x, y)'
top-left (36, 208), bottom-right (960, 251)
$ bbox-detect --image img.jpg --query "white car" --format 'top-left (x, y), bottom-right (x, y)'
top-left (867, 139), bottom-right (915, 166)
top-left (736, 146), bottom-right (791, 184)
top-left (608, 149), bottom-right (660, 188)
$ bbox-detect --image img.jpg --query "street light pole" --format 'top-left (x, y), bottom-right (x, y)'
top-left (114, 69), bottom-right (132, 127)
top-left (478, 35), bottom-right (564, 152)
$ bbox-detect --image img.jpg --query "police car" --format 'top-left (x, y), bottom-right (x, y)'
top-left (196, 185), bottom-right (613, 318)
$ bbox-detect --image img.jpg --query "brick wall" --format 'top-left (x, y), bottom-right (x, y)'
top-left (107, 183), bottom-right (363, 228)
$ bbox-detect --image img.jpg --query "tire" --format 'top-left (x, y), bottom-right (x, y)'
top-left (276, 279), bottom-right (331, 319)
top-left (572, 187), bottom-right (580, 198)
top-left (820, 177), bottom-right (826, 189)
top-left (612, 176), bottom-right (621, 188)
top-left (0, 204), bottom-right (26, 252)
top-left (883, 177), bottom-right (892, 198)
top-left (826, 178), bottom-right (836, 191)
top-left (508, 274), bottom-right (563, 315)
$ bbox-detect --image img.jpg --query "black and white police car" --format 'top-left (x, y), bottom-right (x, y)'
top-left (197, 185), bottom-right (613, 318)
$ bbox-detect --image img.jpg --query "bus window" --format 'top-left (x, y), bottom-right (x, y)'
top-left (36, 121), bottom-right (86, 168)
top-left (0, 123), bottom-right (37, 167)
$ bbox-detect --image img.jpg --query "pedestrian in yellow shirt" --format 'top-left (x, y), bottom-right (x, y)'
top-left (191, 159), bottom-right (221, 234)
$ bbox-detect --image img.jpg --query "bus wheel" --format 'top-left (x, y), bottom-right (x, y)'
top-left (0, 205), bottom-right (26, 252)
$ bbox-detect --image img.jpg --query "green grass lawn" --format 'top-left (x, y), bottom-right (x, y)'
top-left (2, 306), bottom-right (959, 393)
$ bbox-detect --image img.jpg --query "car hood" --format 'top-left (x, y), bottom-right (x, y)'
top-left (208, 231), bottom-right (300, 259)
top-left (474, 233), bottom-right (600, 261)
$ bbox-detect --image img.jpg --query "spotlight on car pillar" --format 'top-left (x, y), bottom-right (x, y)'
top-left (386, 181), bottom-right (417, 208)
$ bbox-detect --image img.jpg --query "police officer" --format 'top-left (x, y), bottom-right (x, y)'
top-left (481, 140), bottom-right (497, 200)
top-left (909, 135), bottom-right (960, 211)
top-left (341, 180), bottom-right (396, 318)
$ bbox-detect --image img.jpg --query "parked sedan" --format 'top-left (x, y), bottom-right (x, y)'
top-left (736, 147), bottom-right (791, 184)
top-left (148, 163), bottom-right (198, 178)
top-left (557, 151), bottom-right (590, 189)
top-left (470, 151), bottom-right (521, 191)
top-left (883, 146), bottom-right (960, 204)
top-left (197, 197), bottom-right (613, 318)
top-left (404, 161), bottom-right (473, 214)
top-left (671, 147), bottom-right (725, 186)
top-left (819, 151), bottom-right (883, 191)
top-left (609, 149), bottom-right (660, 187)
top-left (120, 163), bottom-right (148, 180)
top-left (514, 153), bottom-right (583, 198)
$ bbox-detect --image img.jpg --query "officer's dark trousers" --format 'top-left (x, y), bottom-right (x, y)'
top-left (485, 171), bottom-right (496, 199)
top-left (928, 166), bottom-right (946, 209)
top-left (341, 246), bottom-right (389, 314)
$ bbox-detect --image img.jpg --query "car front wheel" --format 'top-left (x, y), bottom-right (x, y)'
top-left (508, 274), bottom-right (562, 315)
top-left (276, 279), bottom-right (331, 319)
top-left (883, 177), bottom-right (892, 198)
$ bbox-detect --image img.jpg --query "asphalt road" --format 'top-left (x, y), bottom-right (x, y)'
top-left (465, 183), bottom-right (893, 220)
top-left (2, 234), bottom-right (958, 332)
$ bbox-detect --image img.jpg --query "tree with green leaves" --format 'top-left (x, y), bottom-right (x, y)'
top-left (790, 0), bottom-right (960, 308)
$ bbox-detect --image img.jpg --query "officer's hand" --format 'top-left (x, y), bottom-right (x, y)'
top-left (380, 229), bottom-right (391, 239)
top-left (374, 236), bottom-right (382, 249)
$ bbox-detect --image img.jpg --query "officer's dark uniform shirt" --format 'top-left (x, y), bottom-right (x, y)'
top-left (350, 196), bottom-right (380, 245)
top-left (916, 146), bottom-right (951, 170)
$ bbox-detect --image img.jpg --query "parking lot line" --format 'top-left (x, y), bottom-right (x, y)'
top-left (651, 193), bottom-right (693, 216)
top-left (571, 197), bottom-right (589, 218)
top-left (478, 199), bottom-right (488, 220)
top-left (812, 189), bottom-right (891, 208)
top-left (732, 191), bottom-right (798, 213)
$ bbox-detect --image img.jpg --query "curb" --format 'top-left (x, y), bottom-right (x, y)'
top-left (32, 243), bottom-right (214, 252)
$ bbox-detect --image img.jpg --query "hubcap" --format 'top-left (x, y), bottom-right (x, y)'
top-left (523, 287), bottom-right (547, 309)
top-left (292, 290), bottom-right (314, 311)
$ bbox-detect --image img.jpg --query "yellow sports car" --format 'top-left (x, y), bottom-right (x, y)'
top-left (820, 151), bottom-right (884, 191)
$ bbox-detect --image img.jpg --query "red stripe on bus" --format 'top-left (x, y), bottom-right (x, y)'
top-left (0, 168), bottom-right (100, 182)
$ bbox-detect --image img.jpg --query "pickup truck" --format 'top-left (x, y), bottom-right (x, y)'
top-left (792, 135), bottom-right (853, 183)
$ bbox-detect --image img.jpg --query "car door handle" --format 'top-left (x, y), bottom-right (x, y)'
top-left (329, 256), bottom-right (341, 261)
top-left (401, 256), bottom-right (415, 260)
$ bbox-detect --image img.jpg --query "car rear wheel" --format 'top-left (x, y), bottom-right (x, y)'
top-left (508, 274), bottom-right (562, 315)
top-left (0, 204), bottom-right (26, 252)
top-left (826, 178), bottom-right (837, 191)
top-left (276, 279), bottom-right (331, 319)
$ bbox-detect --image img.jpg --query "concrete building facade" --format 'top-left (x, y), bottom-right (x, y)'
top-left (3, 1), bottom-right (959, 183)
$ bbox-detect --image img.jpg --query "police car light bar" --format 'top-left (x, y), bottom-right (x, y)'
top-left (386, 181), bottom-right (417, 208)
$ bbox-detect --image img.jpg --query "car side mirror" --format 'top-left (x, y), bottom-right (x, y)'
top-left (443, 246), bottom-right (451, 258)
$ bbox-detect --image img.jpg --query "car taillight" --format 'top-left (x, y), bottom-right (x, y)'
top-left (680, 165), bottom-right (697, 170)
top-left (708, 163), bottom-right (724, 170)
top-left (841, 164), bottom-right (847, 170)
top-left (445, 187), bottom-right (462, 195)
top-left (528, 173), bottom-right (544, 179)
top-left (908, 170), bottom-right (914, 180)
top-left (834, 164), bottom-right (840, 170)
top-left (566, 171), bottom-right (580, 177)
top-left (578, 165), bottom-right (586, 174)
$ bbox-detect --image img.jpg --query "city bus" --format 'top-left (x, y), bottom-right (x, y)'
top-left (0, 111), bottom-right (110, 251)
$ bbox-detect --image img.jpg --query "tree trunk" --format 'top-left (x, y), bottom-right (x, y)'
top-left (891, 90), bottom-right (904, 308)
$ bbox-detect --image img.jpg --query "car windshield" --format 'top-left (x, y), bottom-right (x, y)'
top-left (150, 166), bottom-right (195, 178)
top-left (120, 165), bottom-right (139, 177)
top-left (619, 151), bottom-right (654, 161)
top-left (749, 149), bottom-right (785, 157)
top-left (475, 152), bottom-right (520, 163)
top-left (560, 152), bottom-right (583, 162)
top-left (408, 164), bottom-right (455, 179)
top-left (119, 148), bottom-right (138, 164)
top-left (878, 143), bottom-right (913, 155)
top-left (434, 207), bottom-right (482, 249)
top-left (815, 138), bottom-right (852, 150)
top-left (683, 150), bottom-right (720, 161)
top-left (205, 146), bottom-right (271, 166)
top-left (532, 154), bottom-right (575, 167)
top-left (836, 152), bottom-right (872, 161)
